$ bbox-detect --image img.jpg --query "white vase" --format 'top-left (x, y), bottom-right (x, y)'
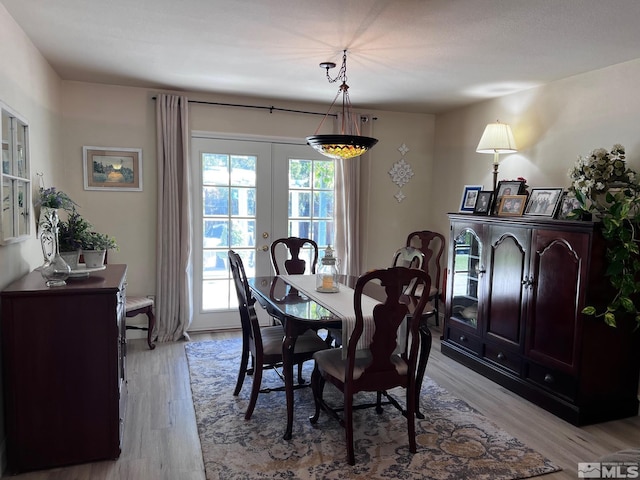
top-left (60, 250), bottom-right (81, 270)
top-left (82, 249), bottom-right (106, 268)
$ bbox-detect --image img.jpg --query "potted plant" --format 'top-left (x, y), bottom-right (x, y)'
top-left (81, 230), bottom-right (118, 268)
top-left (58, 208), bottom-right (93, 269)
top-left (568, 144), bottom-right (640, 330)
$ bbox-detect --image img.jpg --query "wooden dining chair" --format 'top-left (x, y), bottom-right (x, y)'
top-left (309, 266), bottom-right (431, 465)
top-left (270, 237), bottom-right (319, 275)
top-left (391, 246), bottom-right (425, 296)
top-left (406, 230), bottom-right (445, 325)
top-left (228, 250), bottom-right (328, 420)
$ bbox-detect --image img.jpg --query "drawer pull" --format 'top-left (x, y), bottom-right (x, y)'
top-left (497, 352), bottom-right (505, 360)
top-left (544, 373), bottom-right (554, 384)
top-left (459, 335), bottom-right (467, 342)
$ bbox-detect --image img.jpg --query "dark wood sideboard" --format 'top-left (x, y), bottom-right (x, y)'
top-left (442, 214), bottom-right (640, 426)
top-left (1, 264), bottom-right (127, 474)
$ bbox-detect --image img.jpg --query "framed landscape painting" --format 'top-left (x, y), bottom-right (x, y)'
top-left (83, 146), bottom-right (143, 191)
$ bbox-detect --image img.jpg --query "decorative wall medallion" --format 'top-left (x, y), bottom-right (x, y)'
top-left (389, 158), bottom-right (414, 188)
top-left (389, 143), bottom-right (413, 202)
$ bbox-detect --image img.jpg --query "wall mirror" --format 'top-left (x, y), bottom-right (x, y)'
top-left (1, 101), bottom-right (31, 245)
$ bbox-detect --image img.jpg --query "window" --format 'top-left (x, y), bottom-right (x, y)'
top-left (1, 102), bottom-right (30, 245)
top-left (288, 158), bottom-right (334, 249)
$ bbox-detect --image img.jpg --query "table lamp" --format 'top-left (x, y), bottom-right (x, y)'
top-left (476, 121), bottom-right (517, 191)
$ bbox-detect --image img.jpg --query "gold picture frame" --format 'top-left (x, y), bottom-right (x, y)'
top-left (497, 194), bottom-right (527, 216)
top-left (83, 146), bottom-right (142, 191)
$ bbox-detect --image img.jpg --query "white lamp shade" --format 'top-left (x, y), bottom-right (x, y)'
top-left (476, 123), bottom-right (517, 154)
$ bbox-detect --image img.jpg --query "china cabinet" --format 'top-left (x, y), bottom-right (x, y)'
top-left (0, 101), bottom-right (30, 244)
top-left (443, 214), bottom-right (640, 425)
top-left (0, 265), bottom-right (127, 473)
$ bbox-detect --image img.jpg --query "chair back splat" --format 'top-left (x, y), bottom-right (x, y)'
top-left (391, 246), bottom-right (425, 296)
top-left (309, 266), bottom-right (431, 465)
top-left (228, 250), bottom-right (328, 420)
top-left (406, 230), bottom-right (445, 325)
top-left (270, 237), bottom-right (319, 275)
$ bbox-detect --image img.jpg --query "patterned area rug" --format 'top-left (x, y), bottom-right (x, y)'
top-left (185, 339), bottom-right (561, 480)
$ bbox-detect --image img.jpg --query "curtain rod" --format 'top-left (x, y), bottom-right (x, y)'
top-left (152, 96), bottom-right (336, 118)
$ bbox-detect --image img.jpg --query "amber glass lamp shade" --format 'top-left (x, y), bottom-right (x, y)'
top-left (306, 134), bottom-right (378, 160)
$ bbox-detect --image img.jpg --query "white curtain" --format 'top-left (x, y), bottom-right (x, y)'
top-left (155, 94), bottom-right (193, 341)
top-left (334, 113), bottom-right (372, 277)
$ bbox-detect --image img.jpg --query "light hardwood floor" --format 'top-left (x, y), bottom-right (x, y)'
top-left (5, 326), bottom-right (639, 479)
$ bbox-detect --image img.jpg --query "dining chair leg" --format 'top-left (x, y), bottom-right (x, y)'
top-left (297, 362), bottom-right (305, 384)
top-left (309, 365), bottom-right (323, 424)
top-left (375, 391), bottom-right (384, 414)
top-left (407, 385), bottom-right (417, 454)
top-left (245, 363), bottom-right (263, 420)
top-left (234, 338), bottom-right (250, 396)
top-left (345, 392), bottom-right (356, 465)
top-left (415, 325), bottom-right (433, 419)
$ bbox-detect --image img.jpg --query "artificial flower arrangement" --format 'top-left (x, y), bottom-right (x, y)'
top-left (568, 144), bottom-right (640, 329)
top-left (36, 186), bottom-right (78, 211)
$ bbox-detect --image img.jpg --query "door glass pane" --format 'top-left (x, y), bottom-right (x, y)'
top-left (451, 229), bottom-right (481, 328)
top-left (201, 152), bottom-right (256, 310)
top-left (288, 159), bottom-right (335, 251)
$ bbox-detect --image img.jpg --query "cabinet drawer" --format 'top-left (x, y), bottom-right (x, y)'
top-left (484, 344), bottom-right (522, 374)
top-left (526, 362), bottom-right (577, 401)
top-left (446, 326), bottom-right (483, 356)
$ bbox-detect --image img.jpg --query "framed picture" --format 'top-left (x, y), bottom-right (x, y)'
top-left (459, 185), bottom-right (483, 212)
top-left (556, 192), bottom-right (582, 220)
top-left (83, 146), bottom-right (143, 191)
top-left (524, 188), bottom-right (563, 217)
top-left (493, 180), bottom-right (526, 214)
top-left (473, 191), bottom-right (494, 215)
top-left (497, 194), bottom-right (527, 216)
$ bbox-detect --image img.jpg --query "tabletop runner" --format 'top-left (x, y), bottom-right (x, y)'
top-left (278, 274), bottom-right (380, 355)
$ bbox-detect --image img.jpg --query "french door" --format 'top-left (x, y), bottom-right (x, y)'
top-left (190, 135), bottom-right (330, 331)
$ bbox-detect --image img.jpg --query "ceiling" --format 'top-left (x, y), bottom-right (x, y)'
top-left (3, 0), bottom-right (640, 114)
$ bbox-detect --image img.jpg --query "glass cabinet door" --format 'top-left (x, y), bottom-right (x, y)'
top-left (449, 227), bottom-right (482, 331)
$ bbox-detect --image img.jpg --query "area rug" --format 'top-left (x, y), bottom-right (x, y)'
top-left (185, 339), bottom-right (561, 480)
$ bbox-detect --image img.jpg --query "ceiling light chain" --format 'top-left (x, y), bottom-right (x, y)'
top-left (324, 50), bottom-right (348, 84)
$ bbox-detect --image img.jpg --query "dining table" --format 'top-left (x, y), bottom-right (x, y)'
top-left (248, 274), bottom-right (433, 440)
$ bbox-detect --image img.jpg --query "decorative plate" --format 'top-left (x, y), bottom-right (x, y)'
top-left (68, 263), bottom-right (106, 279)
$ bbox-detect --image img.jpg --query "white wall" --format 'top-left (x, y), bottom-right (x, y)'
top-left (0, 5), bottom-right (63, 288)
top-left (432, 58), bottom-right (640, 247)
top-left (60, 86), bottom-right (435, 294)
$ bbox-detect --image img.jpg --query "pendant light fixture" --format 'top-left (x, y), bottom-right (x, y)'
top-left (306, 50), bottom-right (378, 160)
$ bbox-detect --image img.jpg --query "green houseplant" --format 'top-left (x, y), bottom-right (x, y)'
top-left (58, 209), bottom-right (93, 269)
top-left (82, 231), bottom-right (118, 252)
top-left (81, 230), bottom-right (118, 268)
top-left (58, 209), bottom-right (92, 252)
top-left (568, 144), bottom-right (640, 329)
